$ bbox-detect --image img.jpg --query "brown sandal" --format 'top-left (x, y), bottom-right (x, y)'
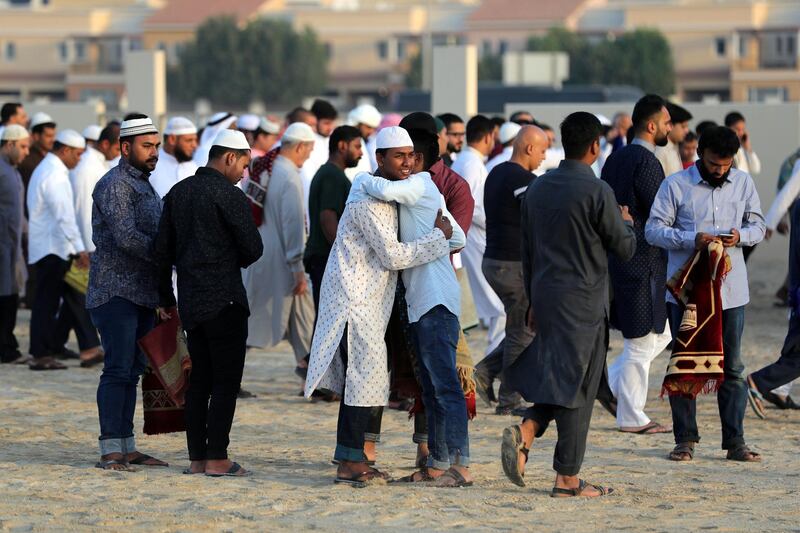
top-left (551, 479), bottom-right (614, 498)
top-left (433, 467), bottom-right (473, 488)
top-left (391, 469), bottom-right (435, 483)
top-left (668, 442), bottom-right (695, 461)
top-left (501, 425), bottom-right (529, 487)
top-left (726, 444), bottom-right (761, 462)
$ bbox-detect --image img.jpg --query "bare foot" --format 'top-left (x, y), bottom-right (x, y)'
top-left (186, 460), bottom-right (206, 474)
top-left (205, 459), bottom-right (249, 476)
top-left (416, 442), bottom-right (429, 468)
top-left (518, 420), bottom-right (536, 475)
top-left (363, 441), bottom-right (377, 463)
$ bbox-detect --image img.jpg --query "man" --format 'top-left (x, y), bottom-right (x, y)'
top-left (87, 115), bottom-right (168, 471)
top-left (305, 125), bottom-right (362, 311)
top-left (156, 129), bottom-right (262, 477)
top-left (435, 116), bottom-right (448, 159)
top-left (610, 112), bottom-right (633, 152)
top-left (358, 127), bottom-right (471, 487)
top-left (27, 129), bottom-right (102, 370)
top-left (149, 116), bottom-right (199, 198)
top-left (478, 126), bottom-right (548, 415)
top-left (243, 123), bottom-right (315, 366)
top-left (345, 104), bottom-right (381, 180)
top-left (71, 123), bottom-right (120, 255)
top-left (646, 125), bottom-right (765, 462)
top-left (680, 131), bottom-right (698, 170)
top-left (452, 114), bottom-right (505, 356)
top-left (0, 125), bottom-right (29, 364)
top-left (237, 114), bottom-right (280, 160)
top-left (0, 102), bottom-right (27, 128)
top-left (194, 112), bottom-right (237, 166)
top-left (304, 126), bottom-right (453, 486)
top-left (19, 112), bottom-right (56, 187)
top-left (437, 113), bottom-right (465, 167)
top-left (601, 94), bottom-right (673, 434)
top-left (726, 111), bottom-right (761, 176)
top-left (534, 123), bottom-right (563, 174)
top-left (509, 111), bottom-right (534, 125)
top-left (82, 125), bottom-right (102, 149)
top-left (655, 102), bottom-right (692, 178)
top-left (486, 122), bottom-right (522, 173)
top-left (501, 112), bottom-right (636, 497)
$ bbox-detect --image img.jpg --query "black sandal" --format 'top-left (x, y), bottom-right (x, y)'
top-left (334, 469), bottom-right (385, 488)
top-left (668, 442), bottom-right (695, 461)
top-left (501, 425), bottom-right (529, 487)
top-left (551, 479), bottom-right (614, 498)
top-left (128, 453), bottom-right (168, 467)
top-left (95, 459), bottom-right (134, 472)
top-left (726, 444), bottom-right (761, 462)
top-left (390, 469), bottom-right (435, 483)
top-left (433, 467), bottom-right (473, 488)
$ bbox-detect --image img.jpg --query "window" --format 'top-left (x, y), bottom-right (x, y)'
top-left (748, 86), bottom-right (787, 103)
top-left (9, 0), bottom-right (32, 5)
top-left (58, 41), bottom-right (68, 62)
top-left (4, 42), bottom-right (16, 61)
top-left (377, 40), bottom-right (388, 60)
top-left (788, 35), bottom-right (796, 55)
top-left (715, 37), bottom-right (727, 57)
top-left (482, 40), bottom-right (492, 56)
top-left (156, 42), bottom-right (166, 51)
top-left (739, 35), bottom-right (748, 58)
top-left (776, 36), bottom-right (783, 54)
top-left (129, 39), bottom-right (142, 51)
top-left (498, 40), bottom-right (508, 55)
top-left (75, 41), bottom-right (86, 61)
top-left (396, 40), bottom-right (406, 60)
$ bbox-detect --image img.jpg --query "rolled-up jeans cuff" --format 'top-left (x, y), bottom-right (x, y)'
top-left (99, 438), bottom-right (124, 456)
top-left (123, 436), bottom-right (136, 454)
top-left (427, 455), bottom-right (451, 470)
top-left (364, 432), bottom-right (380, 443)
top-left (334, 444), bottom-right (366, 463)
top-left (413, 432), bottom-right (428, 444)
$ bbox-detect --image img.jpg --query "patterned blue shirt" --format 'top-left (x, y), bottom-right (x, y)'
top-left (87, 158), bottom-right (162, 309)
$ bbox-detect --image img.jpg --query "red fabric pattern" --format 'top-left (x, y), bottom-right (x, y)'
top-left (247, 147), bottom-right (280, 226)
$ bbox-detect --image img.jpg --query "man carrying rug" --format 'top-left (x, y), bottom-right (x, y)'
top-left (645, 125), bottom-right (764, 462)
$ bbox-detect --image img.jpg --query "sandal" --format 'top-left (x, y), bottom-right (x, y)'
top-left (205, 462), bottom-right (251, 477)
top-left (95, 459), bottom-right (135, 472)
top-left (334, 469), bottom-right (384, 488)
top-left (128, 453), bottom-right (168, 467)
top-left (28, 357), bottom-right (67, 371)
top-left (501, 425), bottom-right (529, 487)
top-left (668, 442), bottom-right (695, 461)
top-left (619, 421), bottom-right (672, 434)
top-left (390, 469), bottom-right (435, 483)
top-left (746, 375), bottom-right (767, 419)
top-left (433, 467), bottom-right (473, 488)
top-left (726, 444), bottom-right (761, 462)
top-left (551, 479), bottom-right (614, 498)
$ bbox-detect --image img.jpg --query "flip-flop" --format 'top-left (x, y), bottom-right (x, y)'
top-left (182, 468), bottom-right (204, 475)
top-left (390, 470), bottom-right (435, 483)
top-left (205, 462), bottom-right (251, 477)
top-left (501, 425), bottom-right (528, 487)
top-left (619, 421), bottom-right (672, 434)
top-left (334, 469), bottom-right (383, 488)
top-left (28, 358), bottom-right (67, 370)
top-left (128, 453), bottom-right (169, 467)
top-left (746, 375), bottom-right (767, 419)
top-left (551, 479), bottom-right (614, 498)
top-left (432, 467), bottom-right (473, 488)
top-left (95, 459), bottom-right (135, 472)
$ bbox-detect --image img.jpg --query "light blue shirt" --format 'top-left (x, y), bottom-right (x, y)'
top-left (645, 164), bottom-right (765, 309)
top-left (354, 171), bottom-right (465, 323)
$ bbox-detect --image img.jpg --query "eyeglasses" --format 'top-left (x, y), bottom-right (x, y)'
top-left (447, 131), bottom-right (466, 137)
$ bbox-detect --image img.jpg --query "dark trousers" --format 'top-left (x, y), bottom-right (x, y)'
top-left (752, 312), bottom-right (800, 393)
top-left (56, 284), bottom-right (99, 351)
top-left (524, 400), bottom-right (594, 476)
top-left (185, 303), bottom-right (248, 461)
top-left (334, 324), bottom-right (384, 462)
top-left (0, 294), bottom-right (20, 362)
top-left (305, 254), bottom-right (327, 314)
top-left (90, 297), bottom-right (154, 446)
top-left (668, 303), bottom-right (747, 449)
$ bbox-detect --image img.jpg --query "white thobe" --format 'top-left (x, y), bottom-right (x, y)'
top-left (27, 153), bottom-right (85, 263)
top-left (300, 133), bottom-right (329, 214)
top-left (150, 149), bottom-right (199, 199)
top-left (655, 139), bottom-right (684, 178)
top-left (366, 136), bottom-right (378, 173)
top-left (69, 147), bottom-right (107, 253)
top-left (451, 146), bottom-right (505, 353)
top-left (734, 146), bottom-right (761, 176)
top-left (486, 146), bottom-right (512, 174)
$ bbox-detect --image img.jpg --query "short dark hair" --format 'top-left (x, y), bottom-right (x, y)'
top-left (490, 116), bottom-right (505, 129)
top-left (667, 102), bottom-right (692, 124)
top-left (510, 111), bottom-right (534, 125)
top-left (560, 112), bottom-right (602, 160)
top-left (98, 124), bottom-right (120, 145)
top-left (311, 99), bottom-right (337, 121)
top-left (698, 126), bottom-right (740, 158)
top-left (538, 123), bottom-right (553, 132)
top-left (123, 112), bottom-right (143, 121)
top-left (208, 145), bottom-right (250, 161)
top-left (1, 103), bottom-right (22, 125)
top-left (466, 114), bottom-right (494, 144)
top-left (437, 113), bottom-right (463, 129)
top-left (406, 129), bottom-right (439, 170)
top-left (695, 120), bottom-right (718, 138)
top-left (32, 122), bottom-right (56, 135)
top-left (328, 125), bottom-right (361, 154)
top-left (632, 94), bottom-right (667, 133)
top-left (286, 107), bottom-right (311, 124)
top-left (682, 131), bottom-right (698, 144)
top-left (52, 141), bottom-right (66, 152)
top-left (724, 111), bottom-right (745, 127)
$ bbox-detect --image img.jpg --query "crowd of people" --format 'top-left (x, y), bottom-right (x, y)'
top-left (0, 92), bottom-right (799, 495)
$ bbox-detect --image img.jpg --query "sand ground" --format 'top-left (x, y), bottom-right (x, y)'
top-left (0, 252), bottom-right (798, 532)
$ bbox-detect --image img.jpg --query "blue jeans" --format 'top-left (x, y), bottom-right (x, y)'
top-left (668, 303), bottom-right (747, 450)
top-left (90, 297), bottom-right (155, 456)
top-left (410, 305), bottom-right (469, 469)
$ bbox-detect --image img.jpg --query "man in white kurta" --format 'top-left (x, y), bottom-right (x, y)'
top-left (486, 122), bottom-right (521, 174)
top-left (344, 104), bottom-right (381, 182)
top-left (451, 115), bottom-right (506, 355)
top-left (242, 123), bottom-right (316, 363)
top-left (150, 117), bottom-right (199, 199)
top-left (304, 127), bottom-right (452, 485)
top-left (193, 112), bottom-right (237, 167)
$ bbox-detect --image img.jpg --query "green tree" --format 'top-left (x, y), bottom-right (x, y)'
top-left (169, 17), bottom-right (328, 106)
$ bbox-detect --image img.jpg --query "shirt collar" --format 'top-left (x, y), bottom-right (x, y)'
top-left (558, 158), bottom-right (596, 177)
top-left (631, 137), bottom-right (656, 154)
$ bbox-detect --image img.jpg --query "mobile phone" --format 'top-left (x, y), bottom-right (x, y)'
top-left (718, 233), bottom-right (735, 239)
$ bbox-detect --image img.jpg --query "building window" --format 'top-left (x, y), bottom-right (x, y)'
top-left (715, 37), bottom-right (726, 57)
top-left (748, 86), bottom-right (787, 103)
top-left (499, 40), bottom-right (508, 55)
top-left (377, 40), bottom-right (388, 60)
top-left (482, 40), bottom-right (492, 56)
top-left (58, 41), bottom-right (69, 62)
top-left (777, 36), bottom-right (783, 55)
top-left (129, 39), bottom-right (142, 51)
top-left (75, 41), bottom-right (86, 61)
top-left (397, 40), bottom-right (406, 60)
top-left (739, 36), bottom-right (748, 58)
top-left (788, 35), bottom-right (796, 55)
top-left (4, 42), bottom-right (16, 61)
top-left (9, 0), bottom-right (32, 5)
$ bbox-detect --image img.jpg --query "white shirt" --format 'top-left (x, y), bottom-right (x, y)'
top-left (486, 146), bottom-right (512, 174)
top-left (534, 147), bottom-right (563, 175)
top-left (344, 138), bottom-right (372, 182)
top-left (150, 148), bottom-right (199, 198)
top-left (734, 146), bottom-right (761, 176)
top-left (300, 133), bottom-right (329, 211)
top-left (69, 146), bottom-right (107, 253)
top-left (766, 158), bottom-right (800, 230)
top-left (356, 172), bottom-right (465, 323)
top-left (27, 153), bottom-right (85, 263)
top-left (655, 139), bottom-right (683, 178)
top-left (451, 146), bottom-right (488, 234)
top-left (366, 136), bottom-right (378, 173)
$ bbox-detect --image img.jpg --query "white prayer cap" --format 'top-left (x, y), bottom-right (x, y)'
top-left (375, 126), bottom-right (413, 150)
top-left (281, 122), bottom-right (315, 143)
top-left (260, 117), bottom-right (280, 135)
top-left (212, 129), bottom-right (250, 151)
top-left (207, 111), bottom-right (232, 126)
top-left (595, 114), bottom-right (612, 127)
top-left (82, 125), bottom-right (102, 141)
top-left (499, 122), bottom-right (522, 144)
top-left (120, 116), bottom-right (158, 137)
top-left (236, 114), bottom-right (260, 131)
top-left (349, 104), bottom-right (381, 129)
top-left (55, 129), bottom-right (86, 149)
top-left (30, 112), bottom-right (55, 129)
top-left (1, 124), bottom-right (29, 141)
top-left (164, 116), bottom-right (197, 136)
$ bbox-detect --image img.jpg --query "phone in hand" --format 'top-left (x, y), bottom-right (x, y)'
top-left (718, 233), bottom-right (735, 239)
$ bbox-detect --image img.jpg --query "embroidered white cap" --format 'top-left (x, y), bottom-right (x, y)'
top-left (55, 129), bottom-right (86, 149)
top-left (281, 122), bottom-right (316, 143)
top-left (260, 117), bottom-right (281, 135)
top-left (1, 124), bottom-right (29, 141)
top-left (499, 122), bottom-right (522, 145)
top-left (82, 125), bottom-right (102, 141)
top-left (212, 129), bottom-right (250, 151)
top-left (349, 104), bottom-right (382, 129)
top-left (164, 116), bottom-right (197, 136)
top-left (30, 112), bottom-right (55, 129)
top-left (375, 126), bottom-right (413, 149)
top-left (120, 117), bottom-right (158, 137)
top-left (236, 114), bottom-right (260, 131)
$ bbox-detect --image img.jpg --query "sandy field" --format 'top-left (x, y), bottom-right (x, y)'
top-left (1, 251), bottom-right (799, 532)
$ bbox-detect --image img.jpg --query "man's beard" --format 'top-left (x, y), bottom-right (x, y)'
top-left (696, 159), bottom-right (730, 188)
top-left (655, 132), bottom-right (669, 147)
top-left (345, 156), bottom-right (361, 168)
top-left (174, 145), bottom-right (193, 163)
top-left (447, 143), bottom-right (460, 153)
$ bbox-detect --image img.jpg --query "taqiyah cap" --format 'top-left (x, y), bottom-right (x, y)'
top-left (375, 126), bottom-right (413, 149)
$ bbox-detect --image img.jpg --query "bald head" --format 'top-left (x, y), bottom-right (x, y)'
top-left (510, 125), bottom-right (548, 172)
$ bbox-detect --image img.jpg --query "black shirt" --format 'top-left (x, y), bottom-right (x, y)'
top-left (155, 166), bottom-right (263, 330)
top-left (304, 162), bottom-right (351, 262)
top-left (484, 161), bottom-right (535, 262)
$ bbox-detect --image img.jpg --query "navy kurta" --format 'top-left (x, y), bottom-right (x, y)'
top-left (601, 143), bottom-right (668, 338)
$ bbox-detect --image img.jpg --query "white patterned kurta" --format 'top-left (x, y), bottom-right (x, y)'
top-left (304, 196), bottom-right (450, 407)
